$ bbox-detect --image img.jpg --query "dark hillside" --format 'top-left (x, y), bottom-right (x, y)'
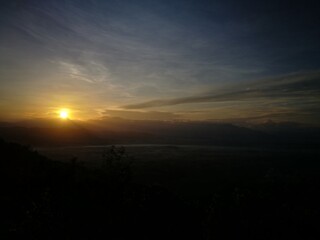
top-left (0, 139), bottom-right (200, 240)
top-left (1, 139), bottom-right (320, 239)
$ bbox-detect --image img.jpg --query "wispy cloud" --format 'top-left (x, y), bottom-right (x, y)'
top-left (58, 60), bottom-right (110, 84)
top-left (103, 109), bottom-right (180, 121)
top-left (1, 1), bottom-right (320, 123)
top-left (122, 71), bottom-right (320, 109)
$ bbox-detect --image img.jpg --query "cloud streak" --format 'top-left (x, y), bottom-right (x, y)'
top-left (103, 109), bottom-right (181, 121)
top-left (1, 1), bottom-right (320, 123)
top-left (122, 72), bottom-right (320, 109)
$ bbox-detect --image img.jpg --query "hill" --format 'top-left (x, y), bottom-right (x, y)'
top-left (0, 118), bottom-right (319, 147)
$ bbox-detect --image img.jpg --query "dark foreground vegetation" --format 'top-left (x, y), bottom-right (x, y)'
top-left (1, 139), bottom-right (320, 240)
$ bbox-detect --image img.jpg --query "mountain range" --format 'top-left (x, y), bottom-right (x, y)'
top-left (0, 118), bottom-right (319, 147)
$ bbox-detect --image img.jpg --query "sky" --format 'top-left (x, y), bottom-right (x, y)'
top-left (1, 0), bottom-right (320, 124)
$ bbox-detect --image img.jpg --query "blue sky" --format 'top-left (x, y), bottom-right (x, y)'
top-left (1, 0), bottom-right (319, 124)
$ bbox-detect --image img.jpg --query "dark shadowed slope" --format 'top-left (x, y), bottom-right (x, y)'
top-left (0, 139), bottom-right (201, 240)
top-left (1, 139), bottom-right (320, 239)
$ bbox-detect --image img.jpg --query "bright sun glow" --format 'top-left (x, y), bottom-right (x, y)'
top-left (59, 110), bottom-right (69, 119)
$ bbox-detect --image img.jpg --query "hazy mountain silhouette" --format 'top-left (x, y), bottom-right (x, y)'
top-left (1, 118), bottom-right (319, 147)
top-left (0, 119), bottom-right (103, 146)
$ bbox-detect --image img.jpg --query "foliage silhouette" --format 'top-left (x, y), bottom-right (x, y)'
top-left (102, 145), bottom-right (132, 184)
top-left (1, 140), bottom-right (200, 240)
top-left (1, 138), bottom-right (320, 239)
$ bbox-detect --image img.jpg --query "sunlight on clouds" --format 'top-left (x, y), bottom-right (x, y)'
top-left (58, 60), bottom-right (111, 84)
top-left (0, 1), bottom-right (319, 124)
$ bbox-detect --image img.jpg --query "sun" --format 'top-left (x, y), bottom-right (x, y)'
top-left (59, 109), bottom-right (69, 119)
